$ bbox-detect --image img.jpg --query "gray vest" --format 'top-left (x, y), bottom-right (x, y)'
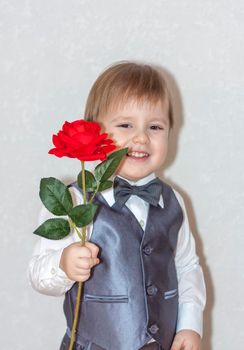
top-left (63, 180), bottom-right (183, 350)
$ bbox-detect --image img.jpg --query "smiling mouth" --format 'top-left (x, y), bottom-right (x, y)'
top-left (127, 151), bottom-right (149, 158)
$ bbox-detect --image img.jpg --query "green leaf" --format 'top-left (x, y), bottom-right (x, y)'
top-left (77, 170), bottom-right (97, 192)
top-left (69, 203), bottom-right (98, 227)
top-left (107, 148), bottom-right (128, 160)
top-left (33, 218), bottom-right (70, 240)
top-left (94, 158), bottom-right (114, 182)
top-left (94, 148), bottom-right (128, 182)
top-left (40, 177), bottom-right (73, 216)
top-left (98, 180), bottom-right (113, 192)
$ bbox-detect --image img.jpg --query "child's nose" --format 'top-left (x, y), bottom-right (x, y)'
top-left (132, 130), bottom-right (150, 144)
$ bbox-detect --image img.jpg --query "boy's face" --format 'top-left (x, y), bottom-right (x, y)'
top-left (98, 98), bottom-right (170, 181)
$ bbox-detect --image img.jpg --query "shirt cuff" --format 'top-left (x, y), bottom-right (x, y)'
top-left (176, 303), bottom-right (203, 337)
top-left (42, 248), bottom-right (74, 284)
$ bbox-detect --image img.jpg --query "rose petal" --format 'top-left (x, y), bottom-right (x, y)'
top-left (49, 148), bottom-right (69, 157)
top-left (76, 153), bottom-right (107, 161)
top-left (100, 144), bottom-right (117, 153)
top-left (52, 134), bottom-right (65, 148)
top-left (72, 132), bottom-right (95, 144)
top-left (58, 131), bottom-right (81, 148)
top-left (62, 121), bottom-right (78, 137)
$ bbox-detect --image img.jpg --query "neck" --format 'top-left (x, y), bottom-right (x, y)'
top-left (117, 173), bottom-right (156, 186)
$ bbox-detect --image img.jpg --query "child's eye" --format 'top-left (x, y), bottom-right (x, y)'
top-left (150, 125), bottom-right (164, 130)
top-left (117, 124), bottom-right (131, 128)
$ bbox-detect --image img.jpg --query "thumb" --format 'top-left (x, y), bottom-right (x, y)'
top-left (171, 336), bottom-right (184, 350)
top-left (85, 241), bottom-right (100, 264)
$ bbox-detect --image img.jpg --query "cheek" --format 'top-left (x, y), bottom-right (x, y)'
top-left (101, 125), bottom-right (117, 141)
top-left (154, 138), bottom-right (168, 156)
top-left (108, 130), bottom-right (129, 147)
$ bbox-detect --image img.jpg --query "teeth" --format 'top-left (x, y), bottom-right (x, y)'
top-left (128, 152), bottom-right (149, 158)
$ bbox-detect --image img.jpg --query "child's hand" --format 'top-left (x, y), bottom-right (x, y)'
top-left (170, 330), bottom-right (201, 350)
top-left (59, 241), bottom-right (100, 282)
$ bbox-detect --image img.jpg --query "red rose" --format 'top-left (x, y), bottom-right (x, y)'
top-left (48, 120), bottom-right (116, 161)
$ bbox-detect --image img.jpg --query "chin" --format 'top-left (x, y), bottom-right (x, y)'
top-left (117, 164), bottom-right (153, 181)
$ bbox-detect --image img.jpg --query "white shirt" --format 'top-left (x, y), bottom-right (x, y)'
top-left (28, 173), bottom-right (206, 336)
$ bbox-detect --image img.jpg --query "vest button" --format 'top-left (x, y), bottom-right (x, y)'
top-left (143, 246), bottom-right (152, 255)
top-left (149, 324), bottom-right (159, 334)
top-left (147, 285), bottom-right (158, 296)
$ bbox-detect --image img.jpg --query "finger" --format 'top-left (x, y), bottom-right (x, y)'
top-left (73, 272), bottom-right (91, 282)
top-left (85, 241), bottom-right (100, 258)
top-left (76, 246), bottom-right (93, 258)
top-left (171, 338), bottom-right (183, 350)
top-left (183, 341), bottom-right (195, 350)
top-left (64, 269), bottom-right (89, 282)
top-left (74, 267), bottom-right (92, 276)
top-left (75, 257), bottom-right (99, 270)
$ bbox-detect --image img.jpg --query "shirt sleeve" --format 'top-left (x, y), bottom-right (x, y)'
top-left (28, 186), bottom-right (83, 296)
top-left (173, 190), bottom-right (206, 337)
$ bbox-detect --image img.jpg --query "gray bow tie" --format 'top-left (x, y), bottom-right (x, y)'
top-left (113, 176), bottom-right (163, 210)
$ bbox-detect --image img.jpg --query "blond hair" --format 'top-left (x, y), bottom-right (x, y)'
top-left (84, 61), bottom-right (173, 127)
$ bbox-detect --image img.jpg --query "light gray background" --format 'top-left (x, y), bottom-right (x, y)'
top-left (0, 1), bottom-right (243, 349)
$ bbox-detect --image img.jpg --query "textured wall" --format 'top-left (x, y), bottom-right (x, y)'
top-left (0, 0), bottom-right (243, 349)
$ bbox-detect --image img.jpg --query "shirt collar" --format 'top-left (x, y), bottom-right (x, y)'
top-left (101, 173), bottom-right (164, 208)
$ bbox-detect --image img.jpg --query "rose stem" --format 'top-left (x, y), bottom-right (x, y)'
top-left (68, 161), bottom-right (87, 350)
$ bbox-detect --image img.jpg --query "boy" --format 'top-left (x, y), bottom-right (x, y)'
top-left (29, 62), bottom-right (206, 350)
